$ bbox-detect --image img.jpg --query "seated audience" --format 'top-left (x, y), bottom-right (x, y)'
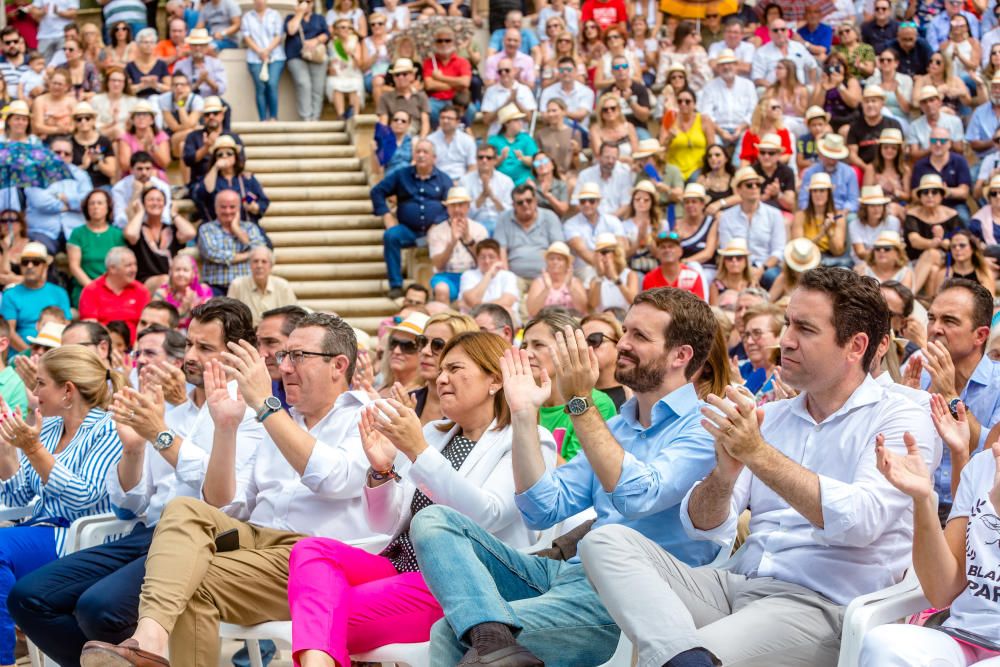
top-left (123, 184), bottom-right (195, 289)
top-left (111, 152), bottom-right (172, 229)
top-left (459, 143), bottom-right (514, 234)
top-left (642, 230), bottom-right (707, 298)
top-left (67, 190), bottom-right (125, 305)
top-left (588, 233), bottom-right (638, 313)
top-left (154, 254), bottom-right (214, 328)
top-left (458, 239), bottom-right (519, 319)
top-left (718, 167), bottom-right (786, 289)
top-left (78, 246), bottom-right (151, 342)
top-left (526, 241), bottom-right (589, 317)
top-left (196, 189), bottom-right (268, 295)
top-left (193, 135), bottom-right (269, 225)
top-left (427, 186), bottom-right (488, 304)
top-left (24, 134), bottom-right (92, 255)
top-left (227, 246), bottom-right (298, 325)
top-left (0, 242), bottom-right (71, 352)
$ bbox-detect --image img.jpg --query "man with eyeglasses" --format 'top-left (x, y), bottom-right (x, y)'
top-left (965, 73), bottom-right (1000, 162)
top-left (911, 126), bottom-right (973, 222)
top-left (720, 167), bottom-right (785, 289)
top-left (540, 55), bottom-right (595, 134)
top-left (572, 143), bottom-right (633, 217)
top-left (24, 135), bottom-right (91, 255)
top-left (700, 8), bottom-right (725, 48)
top-left (862, 0), bottom-right (899, 53)
top-left (182, 96), bottom-right (242, 188)
top-left (482, 55), bottom-right (536, 135)
top-left (846, 85), bottom-right (903, 168)
top-left (565, 182), bottom-right (628, 284)
top-left (495, 183), bottom-right (564, 290)
top-left (484, 29), bottom-right (535, 87)
top-left (0, 28), bottom-right (29, 97)
top-left (159, 72), bottom-right (204, 167)
top-left (793, 3), bottom-right (833, 60)
top-left (80, 312), bottom-right (375, 667)
top-left (422, 27), bottom-right (471, 127)
top-left (751, 133), bottom-right (796, 213)
top-left (700, 49), bottom-right (757, 149)
top-left (599, 54), bottom-right (652, 139)
top-left (708, 18), bottom-right (754, 77)
top-left (469, 303), bottom-right (514, 343)
top-left (907, 85), bottom-right (966, 161)
top-left (458, 143), bottom-right (514, 234)
top-left (0, 242), bottom-right (70, 352)
top-left (377, 58), bottom-right (430, 136)
top-left (751, 18), bottom-right (818, 88)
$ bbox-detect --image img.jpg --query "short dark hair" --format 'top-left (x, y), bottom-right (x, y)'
top-left (63, 320), bottom-right (112, 364)
top-left (190, 297), bottom-right (256, 347)
top-left (599, 142), bottom-right (619, 156)
top-left (939, 277), bottom-right (994, 332)
top-left (143, 300), bottom-right (180, 329)
top-left (0, 27), bottom-right (20, 42)
top-left (130, 151), bottom-right (155, 167)
top-left (475, 239), bottom-right (501, 256)
top-left (404, 284), bottom-right (430, 301)
top-left (512, 183), bottom-right (536, 198)
top-left (798, 267), bottom-right (889, 372)
top-left (82, 189), bottom-right (113, 224)
top-left (558, 55), bottom-right (575, 66)
top-left (470, 303), bottom-right (514, 333)
top-left (106, 320), bottom-right (133, 350)
top-left (632, 288), bottom-right (717, 379)
top-left (40, 305), bottom-right (70, 323)
top-left (881, 280), bottom-right (914, 318)
top-left (261, 305), bottom-right (309, 337)
top-left (439, 104), bottom-right (459, 118)
top-left (295, 312), bottom-right (358, 383)
top-left (137, 323), bottom-right (186, 360)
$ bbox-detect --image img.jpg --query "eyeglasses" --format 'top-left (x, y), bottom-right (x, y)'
top-left (602, 106), bottom-right (619, 112)
top-left (759, 149), bottom-right (779, 156)
top-left (741, 328), bottom-right (769, 340)
top-left (275, 349), bottom-right (338, 365)
top-left (920, 188), bottom-right (945, 196)
top-left (19, 258), bottom-right (44, 267)
top-left (740, 181), bottom-right (761, 189)
top-left (611, 63), bottom-right (628, 71)
top-left (557, 66), bottom-right (574, 73)
top-left (2, 40), bottom-right (18, 46)
top-left (930, 58), bottom-right (943, 64)
top-left (579, 198), bottom-right (599, 205)
top-left (498, 68), bottom-right (512, 74)
top-left (770, 26), bottom-right (787, 32)
top-left (391, 116), bottom-right (409, 123)
top-left (669, 74), bottom-right (685, 80)
top-left (388, 337), bottom-right (420, 354)
top-left (585, 332), bottom-right (617, 348)
top-left (63, 46), bottom-right (78, 52)
top-left (678, 98), bottom-right (694, 105)
top-left (557, 38), bottom-right (572, 43)
top-left (435, 38), bottom-right (453, 43)
top-left (477, 154), bottom-right (494, 161)
top-left (990, 190), bottom-right (1000, 198)
top-left (415, 335), bottom-right (447, 354)
top-left (929, 137), bottom-right (948, 145)
top-left (877, 56), bottom-right (894, 62)
top-left (724, 255), bottom-right (745, 261)
top-left (513, 197), bottom-right (535, 206)
top-left (115, 26), bottom-right (129, 31)
top-left (370, 20), bottom-right (385, 25)
top-left (533, 157), bottom-right (550, 167)
top-left (873, 245), bottom-right (895, 252)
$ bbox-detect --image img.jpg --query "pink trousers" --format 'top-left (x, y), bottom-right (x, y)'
top-left (287, 537), bottom-right (443, 667)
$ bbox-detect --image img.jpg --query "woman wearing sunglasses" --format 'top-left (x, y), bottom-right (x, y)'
top-left (0, 210), bottom-right (29, 287)
top-left (286, 332), bottom-right (557, 667)
top-left (581, 313), bottom-right (630, 411)
top-left (970, 174), bottom-right (1000, 251)
top-left (858, 230), bottom-right (915, 291)
top-left (929, 229), bottom-right (996, 296)
top-left (194, 136), bottom-right (270, 226)
top-left (378, 311), bottom-right (427, 399)
top-left (906, 174), bottom-right (963, 294)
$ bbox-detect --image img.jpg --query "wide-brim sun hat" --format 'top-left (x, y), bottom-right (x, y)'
top-left (784, 238), bottom-right (821, 272)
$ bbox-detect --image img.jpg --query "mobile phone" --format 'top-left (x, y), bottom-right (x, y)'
top-left (214, 528), bottom-right (240, 552)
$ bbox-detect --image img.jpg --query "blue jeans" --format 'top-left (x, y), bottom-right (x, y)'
top-left (0, 526), bottom-right (58, 665)
top-left (410, 506), bottom-right (620, 667)
top-left (428, 97), bottom-right (474, 129)
top-left (8, 524), bottom-right (153, 666)
top-left (760, 265), bottom-right (782, 290)
top-left (247, 61), bottom-right (285, 121)
top-left (212, 37), bottom-right (239, 51)
top-left (384, 224), bottom-right (422, 288)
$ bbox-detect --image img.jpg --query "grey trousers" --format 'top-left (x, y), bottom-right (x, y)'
top-left (579, 524), bottom-right (844, 667)
top-left (286, 57), bottom-right (326, 121)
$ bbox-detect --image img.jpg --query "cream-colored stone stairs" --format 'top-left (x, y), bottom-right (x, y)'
top-left (234, 119), bottom-right (396, 333)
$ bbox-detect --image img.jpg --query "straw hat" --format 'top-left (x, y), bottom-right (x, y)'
top-left (718, 238), bottom-right (750, 256)
top-left (594, 233), bottom-right (619, 252)
top-left (444, 186), bottom-right (471, 205)
top-left (877, 128), bottom-right (904, 145)
top-left (353, 328), bottom-right (371, 351)
top-left (632, 138), bottom-right (663, 159)
top-left (497, 104), bottom-right (525, 126)
top-left (682, 183), bottom-right (710, 202)
top-left (873, 230), bottom-right (905, 254)
top-left (666, 63), bottom-right (686, 76)
top-left (805, 105), bottom-right (830, 122)
top-left (991, 71), bottom-right (1000, 86)
top-left (389, 312), bottom-right (429, 336)
top-left (817, 133), bottom-right (849, 160)
top-left (807, 172), bottom-right (833, 190)
top-left (631, 180), bottom-right (657, 197)
top-left (544, 241), bottom-right (573, 259)
top-left (914, 173), bottom-right (946, 193)
top-left (715, 48), bottom-right (737, 65)
top-left (130, 100), bottom-right (156, 116)
top-left (26, 321), bottom-right (64, 349)
top-left (72, 101), bottom-right (95, 117)
top-left (390, 58), bottom-right (416, 74)
top-left (862, 84), bottom-right (886, 99)
top-left (203, 96), bottom-right (224, 113)
top-left (732, 166), bottom-right (763, 187)
top-left (916, 85), bottom-right (942, 103)
top-left (21, 241), bottom-right (52, 263)
top-left (211, 135), bottom-right (239, 153)
top-left (784, 238), bottom-right (821, 272)
top-left (4, 100), bottom-right (29, 117)
top-left (989, 174), bottom-right (1000, 193)
top-left (185, 28), bottom-right (212, 45)
top-left (578, 182), bottom-right (602, 200)
top-left (860, 185), bottom-right (891, 206)
top-left (757, 133), bottom-right (783, 152)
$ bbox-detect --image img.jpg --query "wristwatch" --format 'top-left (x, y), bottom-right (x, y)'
top-left (368, 466), bottom-right (400, 482)
top-left (255, 396), bottom-right (282, 423)
top-left (949, 397), bottom-right (963, 419)
top-left (564, 395), bottom-right (593, 416)
top-left (153, 429), bottom-right (176, 451)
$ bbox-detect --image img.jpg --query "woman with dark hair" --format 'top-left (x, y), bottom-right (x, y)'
top-left (372, 108), bottom-right (412, 180)
top-left (529, 151), bottom-right (570, 218)
top-left (193, 136), bottom-right (270, 224)
top-left (622, 180), bottom-right (662, 271)
top-left (792, 172), bottom-right (848, 265)
top-left (655, 21), bottom-right (710, 91)
top-left (285, 332), bottom-right (556, 667)
top-left (699, 144), bottom-right (735, 213)
top-left (91, 66), bottom-right (137, 142)
top-left (578, 19), bottom-right (605, 84)
top-left (766, 59), bottom-right (808, 136)
top-left (67, 190), bottom-right (124, 305)
top-left (63, 39), bottom-right (101, 101)
top-left (124, 185), bottom-right (196, 289)
top-left (662, 87), bottom-right (715, 182)
top-left (752, 3), bottom-right (783, 45)
top-left (906, 174), bottom-right (963, 294)
top-left (593, 26), bottom-right (640, 89)
top-left (929, 229), bottom-right (995, 295)
top-left (1, 100), bottom-right (38, 145)
top-left (809, 51), bottom-right (862, 131)
top-left (0, 209), bottom-right (28, 286)
top-left (103, 22), bottom-right (136, 71)
top-left (70, 102), bottom-right (116, 190)
top-left (534, 98), bottom-right (576, 183)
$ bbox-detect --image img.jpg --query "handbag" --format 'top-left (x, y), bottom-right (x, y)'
top-left (258, 57), bottom-right (269, 82)
top-left (298, 25), bottom-right (327, 64)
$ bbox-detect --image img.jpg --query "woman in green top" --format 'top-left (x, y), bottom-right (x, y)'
top-left (66, 190), bottom-right (124, 305)
top-left (488, 105), bottom-right (538, 187)
top-left (833, 23), bottom-right (875, 80)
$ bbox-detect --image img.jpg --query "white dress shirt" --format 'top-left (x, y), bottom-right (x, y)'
top-left (460, 170), bottom-right (515, 224)
top-left (539, 81), bottom-right (596, 130)
top-left (751, 41), bottom-right (817, 85)
top-left (572, 162), bottom-right (633, 215)
top-left (872, 371), bottom-right (942, 473)
top-left (699, 76), bottom-right (758, 132)
top-left (717, 203), bottom-right (786, 267)
top-left (223, 389), bottom-right (374, 541)
top-left (426, 128), bottom-right (477, 181)
top-left (564, 212), bottom-right (625, 273)
top-left (680, 375), bottom-right (936, 605)
top-left (481, 82), bottom-right (537, 136)
top-left (106, 382), bottom-right (263, 526)
top-left (111, 175), bottom-right (172, 229)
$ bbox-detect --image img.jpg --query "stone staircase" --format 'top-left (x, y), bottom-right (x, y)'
top-left (233, 120), bottom-right (396, 333)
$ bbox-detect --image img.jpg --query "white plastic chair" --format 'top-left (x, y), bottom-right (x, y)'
top-left (837, 568), bottom-right (929, 667)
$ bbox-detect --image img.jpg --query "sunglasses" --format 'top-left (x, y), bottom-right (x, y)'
top-left (989, 191), bottom-right (1000, 198)
top-left (20, 258), bottom-right (44, 267)
top-left (877, 56), bottom-right (894, 63)
top-left (370, 20), bottom-right (385, 25)
top-left (514, 197), bottom-right (535, 206)
top-left (498, 68), bottom-right (511, 74)
top-left (391, 116), bottom-right (409, 123)
top-left (415, 335), bottom-right (447, 354)
top-left (930, 138), bottom-right (949, 145)
top-left (74, 115), bottom-right (94, 121)
top-left (678, 98), bottom-right (694, 105)
top-left (759, 149), bottom-right (779, 156)
top-left (435, 38), bottom-right (453, 43)
top-left (602, 106), bottom-right (619, 112)
top-left (920, 188), bottom-right (945, 196)
top-left (585, 332), bottom-right (617, 348)
top-left (389, 337), bottom-right (420, 354)
top-left (873, 246), bottom-right (895, 252)
top-left (740, 181), bottom-right (761, 189)
top-left (215, 150), bottom-right (236, 158)
top-left (557, 38), bottom-right (572, 43)
top-left (477, 154), bottom-right (494, 161)
top-left (533, 157), bottom-right (550, 167)
top-left (705, 13), bottom-right (719, 18)
top-left (115, 26), bottom-right (129, 31)
top-left (558, 66), bottom-right (574, 74)
top-left (0, 216), bottom-right (18, 223)
top-left (669, 74), bottom-right (685, 80)
top-left (2, 40), bottom-right (18, 46)
top-left (611, 63), bottom-right (628, 71)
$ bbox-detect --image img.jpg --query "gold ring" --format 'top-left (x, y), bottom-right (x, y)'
top-left (725, 425), bottom-right (735, 436)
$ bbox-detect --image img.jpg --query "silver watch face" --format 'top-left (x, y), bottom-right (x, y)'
top-left (155, 431), bottom-right (174, 450)
top-left (568, 397), bottom-right (589, 415)
top-left (264, 396), bottom-right (282, 412)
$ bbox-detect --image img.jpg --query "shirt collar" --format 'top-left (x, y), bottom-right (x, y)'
top-left (787, 374), bottom-right (882, 425)
top-left (618, 382), bottom-right (700, 430)
top-left (968, 353), bottom-right (996, 387)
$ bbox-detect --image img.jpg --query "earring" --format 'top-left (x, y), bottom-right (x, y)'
top-left (489, 389), bottom-right (496, 395)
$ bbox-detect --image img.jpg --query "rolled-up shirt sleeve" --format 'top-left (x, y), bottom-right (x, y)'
top-left (106, 451), bottom-right (152, 520)
top-left (515, 453), bottom-right (596, 531)
top-left (679, 468), bottom-right (750, 545)
top-left (300, 430), bottom-right (369, 500)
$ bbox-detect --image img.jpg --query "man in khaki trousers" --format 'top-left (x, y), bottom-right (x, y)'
top-left (82, 313), bottom-right (375, 667)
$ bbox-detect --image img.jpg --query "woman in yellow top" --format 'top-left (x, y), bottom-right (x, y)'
top-left (791, 171), bottom-right (848, 264)
top-left (662, 88), bottom-right (715, 182)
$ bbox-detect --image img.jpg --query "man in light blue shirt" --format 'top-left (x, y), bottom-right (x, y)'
top-left (24, 136), bottom-right (91, 254)
top-left (965, 76), bottom-right (1000, 159)
top-left (719, 167), bottom-right (786, 287)
top-left (926, 0), bottom-right (981, 50)
top-left (411, 289), bottom-right (719, 667)
top-left (797, 134), bottom-right (860, 213)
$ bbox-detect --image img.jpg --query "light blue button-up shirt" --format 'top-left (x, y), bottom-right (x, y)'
top-left (515, 383), bottom-right (720, 566)
top-left (920, 353), bottom-right (1000, 504)
top-left (24, 164), bottom-right (92, 240)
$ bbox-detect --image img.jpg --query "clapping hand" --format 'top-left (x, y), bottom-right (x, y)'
top-left (701, 386), bottom-right (767, 465)
top-left (923, 340), bottom-right (958, 399)
top-left (389, 381), bottom-right (417, 411)
top-left (0, 396), bottom-right (42, 454)
top-left (770, 367), bottom-right (799, 401)
top-left (359, 404), bottom-right (397, 473)
top-left (500, 348), bottom-right (550, 415)
top-left (876, 431), bottom-right (932, 501)
top-left (553, 327), bottom-right (599, 402)
top-left (204, 359), bottom-right (246, 429)
top-left (368, 398), bottom-right (426, 461)
top-left (110, 385), bottom-right (167, 443)
top-left (139, 360), bottom-right (188, 406)
top-left (901, 355), bottom-right (923, 390)
top-left (929, 393), bottom-right (970, 461)
top-left (352, 349), bottom-right (379, 399)
top-left (13, 355), bottom-right (37, 391)
top-left (219, 340), bottom-right (272, 413)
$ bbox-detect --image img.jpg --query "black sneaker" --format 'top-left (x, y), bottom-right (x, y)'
top-left (387, 287), bottom-right (405, 299)
top-left (458, 646), bottom-right (544, 666)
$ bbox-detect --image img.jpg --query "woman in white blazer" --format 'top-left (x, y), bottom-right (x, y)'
top-left (286, 332), bottom-right (557, 667)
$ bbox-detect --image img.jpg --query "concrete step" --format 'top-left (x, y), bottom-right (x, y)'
top-left (266, 200), bottom-right (373, 215)
top-left (239, 132), bottom-right (350, 146)
top-left (262, 215), bottom-right (382, 231)
top-left (269, 229), bottom-right (384, 246)
top-left (232, 120), bottom-right (346, 133)
top-left (296, 296), bottom-right (398, 317)
top-left (339, 315), bottom-right (390, 335)
top-left (263, 185), bottom-right (372, 201)
top-left (288, 278), bottom-right (387, 298)
top-left (273, 261), bottom-right (386, 280)
top-left (275, 245), bottom-right (384, 263)
top-left (244, 145), bottom-right (355, 159)
top-left (246, 157), bottom-right (361, 173)
top-left (254, 172), bottom-right (367, 187)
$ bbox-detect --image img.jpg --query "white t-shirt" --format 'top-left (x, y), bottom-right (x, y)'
top-left (375, 6), bottom-right (409, 32)
top-left (33, 0), bottom-right (78, 41)
top-left (481, 82), bottom-right (536, 136)
top-left (458, 268), bottom-right (520, 305)
top-left (945, 449), bottom-right (1000, 642)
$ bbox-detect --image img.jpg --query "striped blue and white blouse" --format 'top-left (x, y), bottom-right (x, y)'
top-left (0, 408), bottom-right (123, 555)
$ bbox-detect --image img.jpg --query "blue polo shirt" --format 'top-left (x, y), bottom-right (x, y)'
top-left (910, 153), bottom-right (972, 210)
top-left (966, 101), bottom-right (1000, 158)
top-left (798, 23), bottom-right (833, 53)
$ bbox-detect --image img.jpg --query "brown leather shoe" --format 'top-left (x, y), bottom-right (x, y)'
top-left (80, 639), bottom-right (171, 667)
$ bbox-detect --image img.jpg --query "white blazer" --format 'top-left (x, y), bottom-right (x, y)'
top-left (363, 419), bottom-right (557, 549)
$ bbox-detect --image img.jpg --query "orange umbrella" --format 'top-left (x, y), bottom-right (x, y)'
top-left (659, 0), bottom-right (738, 19)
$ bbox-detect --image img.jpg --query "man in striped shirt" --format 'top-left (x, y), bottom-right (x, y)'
top-left (0, 28), bottom-right (29, 97)
top-left (99, 0), bottom-right (146, 41)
